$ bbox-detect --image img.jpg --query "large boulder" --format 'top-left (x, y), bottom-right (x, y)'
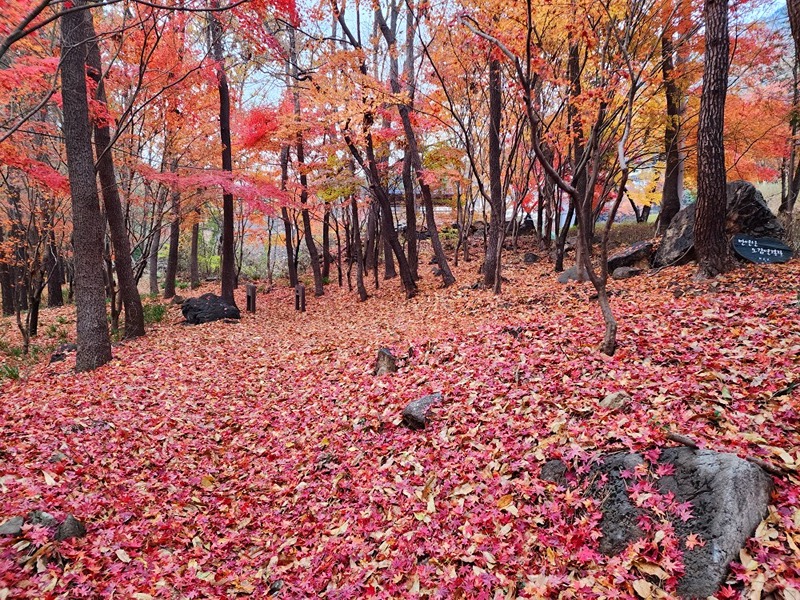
top-left (655, 181), bottom-right (783, 267)
top-left (181, 293), bottom-right (240, 325)
top-left (607, 241), bottom-right (654, 271)
top-left (540, 448), bottom-right (773, 599)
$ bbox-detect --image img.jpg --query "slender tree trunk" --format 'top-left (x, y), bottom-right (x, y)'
top-left (149, 213), bottom-right (162, 294)
top-left (85, 11), bottom-right (144, 338)
top-left (61, 1), bottom-right (111, 370)
top-left (163, 185), bottom-right (180, 298)
top-left (375, 6), bottom-right (454, 286)
top-left (209, 5), bottom-right (236, 305)
top-left (0, 226), bottom-right (15, 316)
top-left (322, 205), bottom-right (332, 279)
top-left (695, 0), bottom-right (733, 277)
top-left (190, 215), bottom-right (200, 289)
top-left (484, 57), bottom-right (504, 291)
top-left (659, 31), bottom-right (683, 234)
top-left (351, 195), bottom-right (368, 301)
top-left (568, 42), bottom-right (589, 279)
top-left (279, 144), bottom-right (298, 287)
top-left (46, 229), bottom-right (64, 307)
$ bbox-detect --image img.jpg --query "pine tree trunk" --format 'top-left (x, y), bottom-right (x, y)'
top-left (659, 32), bottom-right (682, 234)
top-left (60, 1), bottom-right (112, 371)
top-left (695, 0), bottom-right (733, 277)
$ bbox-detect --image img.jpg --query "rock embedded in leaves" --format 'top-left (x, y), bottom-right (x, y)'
top-left (171, 294), bottom-right (185, 305)
top-left (540, 459), bottom-right (567, 485)
top-left (0, 516), bottom-right (24, 536)
top-left (556, 265), bottom-right (589, 284)
top-left (607, 241), bottom-right (654, 272)
top-left (181, 293), bottom-right (240, 325)
top-left (655, 181), bottom-right (783, 267)
top-left (523, 252), bottom-right (539, 264)
top-left (49, 343), bottom-right (78, 364)
top-left (29, 510), bottom-right (58, 528)
top-left (599, 391), bottom-right (631, 410)
top-left (587, 448), bottom-right (772, 599)
top-left (374, 348), bottom-right (398, 376)
top-left (659, 448), bottom-right (772, 599)
top-left (55, 514), bottom-right (87, 541)
top-left (611, 266), bottom-right (643, 280)
top-left (402, 393), bottom-right (441, 430)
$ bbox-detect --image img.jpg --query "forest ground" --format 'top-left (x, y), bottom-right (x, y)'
top-left (1, 250), bottom-right (799, 599)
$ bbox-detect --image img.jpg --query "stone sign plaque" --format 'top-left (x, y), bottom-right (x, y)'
top-left (732, 235), bottom-right (793, 264)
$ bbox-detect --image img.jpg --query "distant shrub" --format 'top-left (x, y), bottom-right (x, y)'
top-left (606, 221), bottom-right (656, 248)
top-left (0, 364), bottom-right (19, 380)
top-left (143, 303), bottom-right (167, 324)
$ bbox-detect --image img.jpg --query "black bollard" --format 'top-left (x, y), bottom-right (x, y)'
top-left (295, 284), bottom-right (306, 312)
top-left (246, 284), bottom-right (256, 313)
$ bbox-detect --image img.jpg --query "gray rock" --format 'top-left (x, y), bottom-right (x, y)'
top-left (171, 295), bottom-right (185, 305)
top-left (595, 453), bottom-right (647, 555)
top-left (374, 348), bottom-right (398, 376)
top-left (0, 516), bottom-right (24, 536)
top-left (655, 203), bottom-right (697, 267)
top-left (557, 265), bottom-right (589, 284)
top-left (49, 343), bottom-right (78, 364)
top-left (655, 181), bottom-right (783, 267)
top-left (590, 448), bottom-right (771, 598)
top-left (540, 459), bottom-right (567, 484)
top-left (523, 252), bottom-right (540, 264)
top-left (55, 514), bottom-right (86, 541)
top-left (607, 241), bottom-right (654, 271)
top-left (658, 448), bottom-right (772, 599)
top-left (599, 391), bottom-right (631, 410)
top-left (402, 393), bottom-right (441, 430)
top-left (611, 266), bottom-right (643, 280)
top-left (29, 510), bottom-right (58, 528)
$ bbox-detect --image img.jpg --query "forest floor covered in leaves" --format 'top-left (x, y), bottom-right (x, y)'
top-left (1, 255), bottom-right (800, 599)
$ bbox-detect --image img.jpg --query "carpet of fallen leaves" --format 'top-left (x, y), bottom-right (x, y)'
top-left (1, 254), bottom-right (799, 599)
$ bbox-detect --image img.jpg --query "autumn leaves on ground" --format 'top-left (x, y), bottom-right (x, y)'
top-left (1, 259), bottom-right (800, 599)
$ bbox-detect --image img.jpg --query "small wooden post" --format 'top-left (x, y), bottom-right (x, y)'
top-left (295, 284), bottom-right (306, 312)
top-left (246, 283), bottom-right (256, 313)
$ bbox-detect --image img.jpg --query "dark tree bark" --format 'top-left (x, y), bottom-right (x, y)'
top-left (695, 0), bottom-right (733, 277)
top-left (351, 195), bottom-right (368, 301)
top-left (781, 0), bottom-right (800, 216)
top-left (209, 6), bottom-right (236, 306)
top-left (322, 205), bottom-right (332, 279)
top-left (402, 5), bottom-right (419, 281)
top-left (0, 226), bottom-right (15, 316)
top-left (190, 212), bottom-right (200, 289)
top-left (60, 1), bottom-right (112, 371)
top-left (148, 214), bottom-right (161, 294)
top-left (163, 186), bottom-right (180, 299)
top-left (568, 42), bottom-right (590, 278)
top-left (45, 229), bottom-right (64, 307)
top-left (279, 145), bottom-right (298, 287)
top-left (85, 10), bottom-right (145, 338)
top-left (483, 57), bottom-right (504, 291)
top-left (659, 32), bottom-right (683, 234)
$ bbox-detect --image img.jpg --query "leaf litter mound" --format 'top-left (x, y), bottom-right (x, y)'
top-left (1, 258), bottom-right (799, 598)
